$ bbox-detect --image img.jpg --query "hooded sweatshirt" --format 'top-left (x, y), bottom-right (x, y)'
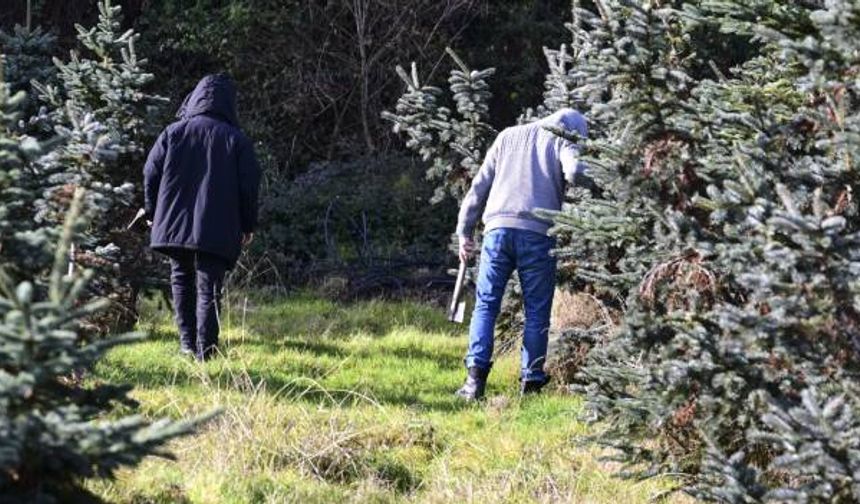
top-left (455, 108), bottom-right (588, 238)
top-left (143, 74), bottom-right (261, 267)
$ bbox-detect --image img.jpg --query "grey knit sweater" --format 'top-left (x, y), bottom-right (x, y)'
top-left (456, 108), bottom-right (588, 238)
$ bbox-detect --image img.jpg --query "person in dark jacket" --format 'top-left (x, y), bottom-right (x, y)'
top-left (143, 74), bottom-right (261, 361)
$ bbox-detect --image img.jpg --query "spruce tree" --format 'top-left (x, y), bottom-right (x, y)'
top-left (383, 48), bottom-right (534, 335)
top-left (533, 0), bottom-right (860, 501)
top-left (0, 189), bottom-right (214, 504)
top-left (30, 0), bottom-right (168, 330)
top-left (0, 24), bottom-right (56, 98)
top-left (0, 2), bottom-right (57, 136)
top-left (390, 3), bottom-right (860, 498)
top-left (383, 48), bottom-right (496, 203)
top-left (0, 57), bottom-right (56, 280)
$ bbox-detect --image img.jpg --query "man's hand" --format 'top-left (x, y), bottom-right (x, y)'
top-left (242, 233), bottom-right (254, 247)
top-left (458, 235), bottom-right (476, 263)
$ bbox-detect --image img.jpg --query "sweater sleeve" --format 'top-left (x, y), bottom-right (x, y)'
top-left (560, 112), bottom-right (589, 184)
top-left (456, 135), bottom-right (501, 238)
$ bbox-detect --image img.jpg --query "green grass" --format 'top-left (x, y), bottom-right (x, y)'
top-left (88, 294), bottom-right (686, 503)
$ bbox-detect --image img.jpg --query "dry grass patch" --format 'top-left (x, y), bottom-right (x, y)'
top-left (550, 289), bottom-right (614, 332)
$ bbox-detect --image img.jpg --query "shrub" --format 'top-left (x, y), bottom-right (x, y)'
top-left (259, 154), bottom-right (456, 283)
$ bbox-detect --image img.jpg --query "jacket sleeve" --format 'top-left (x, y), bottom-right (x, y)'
top-left (238, 137), bottom-right (262, 233)
top-left (143, 131), bottom-right (168, 219)
top-left (456, 135), bottom-right (501, 238)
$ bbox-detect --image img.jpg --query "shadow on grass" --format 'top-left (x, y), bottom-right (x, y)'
top-left (116, 363), bottom-right (472, 413)
top-left (104, 345), bottom-right (471, 414)
top-left (382, 345), bottom-right (464, 370)
top-left (240, 298), bottom-right (458, 340)
top-left (140, 324), bottom-right (181, 342)
top-left (126, 297), bottom-right (472, 412)
top-left (141, 324), bottom-right (356, 361)
top-left (141, 299), bottom-right (460, 345)
top-left (229, 337), bottom-right (464, 372)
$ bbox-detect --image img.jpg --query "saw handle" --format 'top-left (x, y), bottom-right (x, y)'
top-left (448, 259), bottom-right (468, 319)
top-left (126, 208), bottom-right (148, 230)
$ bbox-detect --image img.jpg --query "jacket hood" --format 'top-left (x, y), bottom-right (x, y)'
top-left (539, 108), bottom-right (584, 132)
top-left (177, 74), bottom-right (239, 126)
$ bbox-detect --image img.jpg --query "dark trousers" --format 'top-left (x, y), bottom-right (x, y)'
top-left (167, 250), bottom-right (227, 358)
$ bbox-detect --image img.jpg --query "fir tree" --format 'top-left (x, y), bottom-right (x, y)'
top-left (521, 1), bottom-right (594, 122)
top-left (0, 1), bottom-right (57, 135)
top-left (30, 0), bottom-right (168, 330)
top-left (0, 57), bottom-right (56, 279)
top-left (0, 25), bottom-right (56, 98)
top-left (389, 3), bottom-right (860, 498)
top-left (383, 48), bottom-right (533, 335)
top-left (538, 0), bottom-right (860, 501)
top-left (383, 47), bottom-right (496, 203)
top-left (0, 190), bottom-right (214, 503)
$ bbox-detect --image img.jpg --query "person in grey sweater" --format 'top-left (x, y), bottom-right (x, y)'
top-left (455, 108), bottom-right (588, 401)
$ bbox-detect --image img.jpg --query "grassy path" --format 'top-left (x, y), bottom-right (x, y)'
top-left (90, 295), bottom-right (683, 503)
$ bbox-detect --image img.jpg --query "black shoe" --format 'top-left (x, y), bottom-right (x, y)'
top-left (455, 366), bottom-right (490, 401)
top-left (179, 341), bottom-right (196, 357)
top-left (196, 344), bottom-right (219, 362)
top-left (521, 375), bottom-right (551, 396)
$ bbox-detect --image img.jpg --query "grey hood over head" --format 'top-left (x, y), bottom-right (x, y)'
top-left (538, 107), bottom-right (587, 137)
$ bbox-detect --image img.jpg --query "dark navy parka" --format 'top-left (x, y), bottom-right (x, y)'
top-left (143, 74), bottom-right (261, 268)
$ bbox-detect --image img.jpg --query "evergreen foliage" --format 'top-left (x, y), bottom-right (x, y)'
top-left (28, 0), bottom-right (167, 329)
top-left (0, 58), bottom-right (55, 280)
top-left (522, 2), bottom-right (594, 121)
top-left (0, 190), bottom-right (214, 504)
top-left (384, 49), bottom-right (530, 337)
top-left (382, 48), bottom-right (496, 204)
top-left (534, 0), bottom-right (860, 501)
top-left (390, 0), bottom-right (860, 499)
top-left (0, 24), bottom-right (56, 97)
top-left (1, 40), bottom-right (210, 503)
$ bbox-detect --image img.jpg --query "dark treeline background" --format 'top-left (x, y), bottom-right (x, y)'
top-left (2, 1), bottom-right (567, 165)
top-left (1, 0), bottom-right (568, 289)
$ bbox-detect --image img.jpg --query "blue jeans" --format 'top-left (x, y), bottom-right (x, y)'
top-left (465, 227), bottom-right (557, 382)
